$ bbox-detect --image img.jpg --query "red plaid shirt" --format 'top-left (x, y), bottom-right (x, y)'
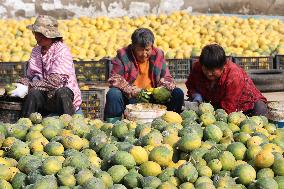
top-left (186, 60), bottom-right (267, 113)
top-left (109, 45), bottom-right (175, 97)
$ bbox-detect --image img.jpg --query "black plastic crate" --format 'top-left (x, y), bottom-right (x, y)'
top-left (275, 55), bottom-right (284, 69)
top-left (191, 56), bottom-right (233, 64)
top-left (167, 59), bottom-right (191, 81)
top-left (0, 62), bottom-right (27, 85)
top-left (0, 96), bottom-right (23, 123)
top-left (74, 58), bottom-right (110, 84)
top-left (233, 56), bottom-right (273, 70)
top-left (81, 88), bottom-right (105, 120)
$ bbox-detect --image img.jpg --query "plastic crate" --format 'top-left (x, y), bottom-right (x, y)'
top-left (191, 56), bottom-right (233, 64)
top-left (275, 55), bottom-right (284, 69)
top-left (81, 88), bottom-right (105, 120)
top-left (233, 56), bottom-right (273, 70)
top-left (0, 97), bottom-right (23, 123)
top-left (167, 59), bottom-right (191, 81)
top-left (0, 62), bottom-right (27, 85)
top-left (74, 58), bottom-right (110, 84)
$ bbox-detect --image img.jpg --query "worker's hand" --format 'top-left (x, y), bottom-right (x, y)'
top-left (10, 83), bottom-right (28, 98)
top-left (158, 78), bottom-right (176, 91)
top-left (32, 76), bottom-right (41, 82)
top-left (131, 86), bottom-right (142, 98)
top-left (192, 93), bottom-right (203, 103)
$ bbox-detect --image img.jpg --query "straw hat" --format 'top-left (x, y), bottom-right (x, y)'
top-left (27, 15), bottom-right (62, 38)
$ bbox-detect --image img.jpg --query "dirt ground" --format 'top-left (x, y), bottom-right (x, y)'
top-left (98, 82), bottom-right (284, 102)
top-left (175, 82), bottom-right (284, 102)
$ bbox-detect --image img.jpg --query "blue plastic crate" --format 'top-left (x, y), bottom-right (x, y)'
top-left (276, 121), bottom-right (284, 128)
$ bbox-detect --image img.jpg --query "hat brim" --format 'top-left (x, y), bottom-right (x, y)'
top-left (26, 24), bottom-right (62, 39)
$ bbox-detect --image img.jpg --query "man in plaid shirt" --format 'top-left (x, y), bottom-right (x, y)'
top-left (186, 44), bottom-right (267, 115)
top-left (104, 28), bottom-right (184, 123)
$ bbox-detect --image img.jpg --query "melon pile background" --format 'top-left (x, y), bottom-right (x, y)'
top-left (0, 103), bottom-right (283, 188)
top-left (0, 11), bottom-right (283, 62)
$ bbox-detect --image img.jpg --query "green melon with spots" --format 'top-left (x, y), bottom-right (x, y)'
top-left (264, 123), bottom-right (277, 134)
top-left (84, 177), bottom-right (106, 189)
top-left (6, 124), bottom-right (29, 141)
top-left (198, 103), bottom-right (215, 115)
top-left (208, 159), bottom-right (222, 173)
top-left (246, 145), bottom-right (262, 160)
top-left (257, 168), bottom-right (274, 179)
top-left (195, 176), bottom-right (213, 186)
top-left (228, 112), bottom-right (246, 126)
top-left (218, 151), bottom-right (236, 171)
top-left (29, 112), bottom-right (42, 124)
top-left (149, 146), bottom-right (173, 167)
top-left (107, 165), bottom-right (128, 184)
top-left (195, 182), bottom-right (216, 189)
top-left (178, 133), bottom-right (202, 152)
top-left (197, 165), bottom-right (212, 177)
top-left (112, 151), bottom-right (136, 169)
top-left (178, 124), bottom-right (203, 138)
top-left (250, 116), bottom-right (264, 128)
top-left (151, 118), bottom-right (168, 131)
top-left (204, 148), bottom-right (220, 163)
top-left (200, 113), bottom-right (216, 126)
top-left (227, 142), bottom-right (247, 160)
top-left (179, 182), bottom-right (195, 189)
top-left (157, 181), bottom-right (178, 189)
top-left (256, 177), bottom-right (278, 189)
top-left (274, 176), bottom-right (284, 189)
top-left (214, 175), bottom-right (236, 188)
top-left (234, 132), bottom-right (252, 144)
top-left (233, 164), bottom-right (256, 186)
top-left (158, 167), bottom-right (175, 182)
top-left (141, 176), bottom-right (162, 188)
top-left (123, 172), bottom-right (143, 188)
top-left (11, 172), bottom-right (27, 189)
top-left (0, 178), bottom-right (13, 189)
top-left (75, 169), bottom-right (94, 186)
top-left (204, 124), bottom-right (223, 143)
top-left (95, 171), bottom-right (113, 188)
top-left (45, 141), bottom-right (64, 156)
top-left (272, 158), bottom-right (284, 176)
top-left (176, 163), bottom-right (198, 183)
top-left (239, 119), bottom-right (257, 134)
top-left (41, 125), bottom-right (60, 140)
top-left (58, 174), bottom-right (76, 187)
top-left (100, 143), bottom-right (118, 161)
top-left (9, 141), bottom-right (31, 160)
top-left (33, 175), bottom-right (58, 189)
top-left (42, 156), bottom-right (62, 175)
top-left (112, 121), bottom-right (129, 139)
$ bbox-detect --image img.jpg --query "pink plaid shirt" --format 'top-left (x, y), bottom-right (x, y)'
top-left (23, 41), bottom-right (82, 111)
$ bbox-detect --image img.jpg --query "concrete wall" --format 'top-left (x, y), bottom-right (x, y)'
top-left (0, 0), bottom-right (284, 19)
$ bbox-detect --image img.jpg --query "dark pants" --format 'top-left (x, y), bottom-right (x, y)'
top-left (244, 100), bottom-right (268, 116)
top-left (104, 87), bottom-right (184, 120)
top-left (21, 87), bottom-right (75, 117)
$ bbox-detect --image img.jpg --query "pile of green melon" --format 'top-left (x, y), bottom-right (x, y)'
top-left (0, 102), bottom-right (283, 189)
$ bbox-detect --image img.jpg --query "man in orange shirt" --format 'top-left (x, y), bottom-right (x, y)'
top-left (104, 28), bottom-right (184, 123)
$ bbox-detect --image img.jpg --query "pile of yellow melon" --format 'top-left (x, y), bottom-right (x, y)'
top-left (0, 11), bottom-right (283, 62)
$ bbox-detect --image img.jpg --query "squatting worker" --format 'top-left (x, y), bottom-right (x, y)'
top-left (10, 15), bottom-right (82, 117)
top-left (104, 28), bottom-right (184, 123)
top-left (186, 44), bottom-right (267, 116)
